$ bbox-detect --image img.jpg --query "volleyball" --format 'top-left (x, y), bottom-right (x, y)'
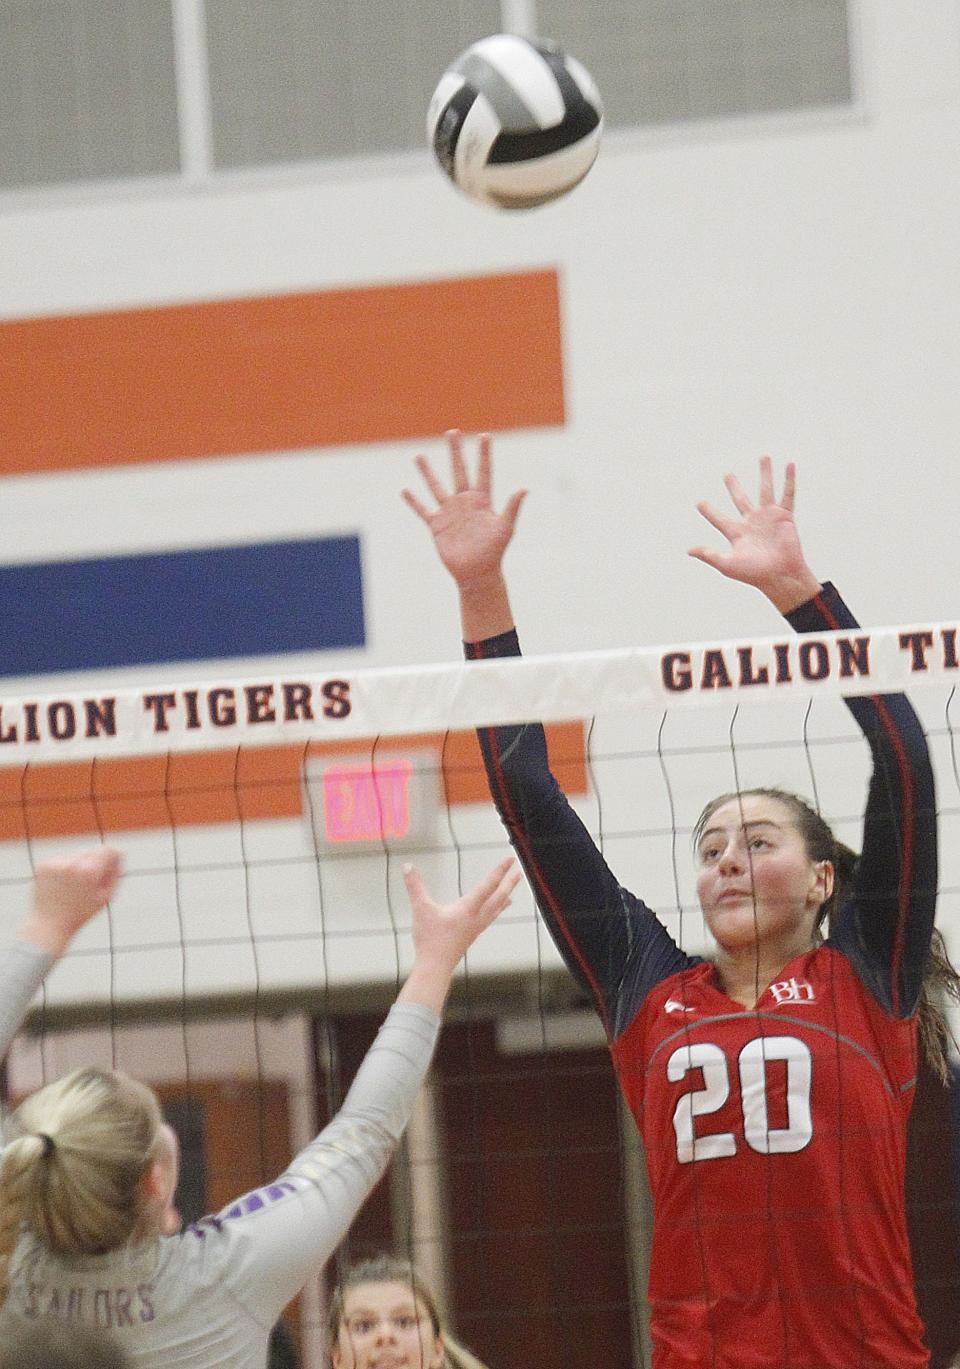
top-left (427, 34), bottom-right (603, 210)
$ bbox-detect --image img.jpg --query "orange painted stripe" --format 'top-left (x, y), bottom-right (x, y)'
top-left (0, 272), bottom-right (564, 475)
top-left (0, 724), bottom-right (585, 841)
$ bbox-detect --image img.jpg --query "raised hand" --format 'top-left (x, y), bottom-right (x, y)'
top-left (398, 856), bottom-right (522, 1012)
top-left (688, 457), bottom-right (821, 613)
top-left (21, 846), bottom-right (124, 957)
top-left (402, 429), bottom-right (526, 589)
top-left (404, 855), bottom-right (521, 971)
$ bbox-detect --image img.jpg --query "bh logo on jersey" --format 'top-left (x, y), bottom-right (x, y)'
top-left (769, 977), bottom-right (816, 1005)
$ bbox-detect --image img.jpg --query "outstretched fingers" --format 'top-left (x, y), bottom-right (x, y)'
top-left (401, 434), bottom-right (477, 521)
top-left (445, 428), bottom-right (495, 499)
top-left (447, 428), bottom-right (470, 494)
top-left (694, 499), bottom-right (738, 542)
top-left (472, 856), bottom-right (522, 924)
top-left (687, 542), bottom-right (728, 572)
top-left (756, 455), bottom-right (797, 510)
top-left (401, 485), bottom-right (433, 524)
top-left (758, 454), bottom-right (775, 506)
top-left (401, 856), bottom-right (522, 932)
top-left (689, 499), bottom-right (736, 567)
top-left (781, 460), bottom-right (797, 512)
top-left (476, 431), bottom-right (492, 496)
top-left (723, 470), bottom-right (753, 515)
top-left (401, 862), bottom-right (429, 907)
top-left (758, 454), bottom-right (796, 509)
top-left (501, 487), bottom-right (528, 538)
top-left (414, 453), bottom-right (449, 506)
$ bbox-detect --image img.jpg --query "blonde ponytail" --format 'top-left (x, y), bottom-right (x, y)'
top-left (442, 1335), bottom-right (491, 1369)
top-left (0, 1067), bottom-right (163, 1305)
top-left (0, 1134), bottom-right (49, 1304)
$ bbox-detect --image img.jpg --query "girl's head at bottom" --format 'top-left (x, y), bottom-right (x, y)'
top-left (0, 1319), bottom-right (129, 1369)
top-left (0, 1066), bottom-right (181, 1301)
top-left (328, 1256), bottom-right (488, 1369)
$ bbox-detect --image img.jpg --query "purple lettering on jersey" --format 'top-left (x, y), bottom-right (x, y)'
top-left (19, 1284), bottom-right (152, 1328)
top-left (138, 1283), bottom-right (156, 1323)
top-left (187, 1215), bottom-right (224, 1239)
top-left (93, 1290), bottom-right (113, 1328)
top-left (222, 1180), bottom-right (296, 1220)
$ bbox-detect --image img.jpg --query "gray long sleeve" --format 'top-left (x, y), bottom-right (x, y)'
top-left (0, 939), bottom-right (53, 1139)
top-left (197, 999), bottom-right (441, 1325)
top-left (0, 940), bottom-right (53, 1055)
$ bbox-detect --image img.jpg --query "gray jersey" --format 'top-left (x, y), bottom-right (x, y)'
top-left (0, 939), bottom-right (439, 1367)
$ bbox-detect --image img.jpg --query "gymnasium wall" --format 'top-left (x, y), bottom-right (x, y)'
top-left (1, 0), bottom-right (959, 1002)
top-left (0, 2), bottom-right (956, 676)
top-left (3, 7), bottom-right (960, 1365)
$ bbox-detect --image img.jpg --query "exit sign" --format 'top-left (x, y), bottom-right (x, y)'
top-left (304, 748), bottom-right (441, 850)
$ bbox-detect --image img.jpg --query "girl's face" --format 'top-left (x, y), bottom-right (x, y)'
top-left (331, 1281), bottom-right (444, 1369)
top-left (695, 794), bottom-right (832, 953)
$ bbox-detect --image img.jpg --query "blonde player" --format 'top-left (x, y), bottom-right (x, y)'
top-left (328, 1255), bottom-right (489, 1369)
top-left (0, 847), bottom-right (519, 1366)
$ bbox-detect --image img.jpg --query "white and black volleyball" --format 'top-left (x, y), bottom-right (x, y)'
top-left (427, 34), bottom-right (603, 209)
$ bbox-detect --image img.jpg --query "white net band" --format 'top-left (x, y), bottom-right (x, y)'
top-left (1, 619), bottom-right (957, 1010)
top-left (0, 619), bottom-right (956, 760)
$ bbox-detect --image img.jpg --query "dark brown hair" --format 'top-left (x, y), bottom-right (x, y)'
top-left (694, 787), bottom-right (959, 1080)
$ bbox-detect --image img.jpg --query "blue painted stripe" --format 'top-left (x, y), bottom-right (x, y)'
top-left (0, 537), bottom-right (364, 676)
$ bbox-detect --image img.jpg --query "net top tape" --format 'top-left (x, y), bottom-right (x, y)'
top-left (0, 621), bottom-right (956, 762)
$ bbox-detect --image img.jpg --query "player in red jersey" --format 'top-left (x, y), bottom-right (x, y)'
top-left (404, 432), bottom-right (950, 1369)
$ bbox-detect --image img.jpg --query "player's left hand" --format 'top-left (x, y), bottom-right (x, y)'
top-left (688, 457), bottom-right (821, 612)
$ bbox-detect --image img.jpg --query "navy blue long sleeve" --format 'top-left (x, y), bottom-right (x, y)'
top-left (466, 582), bottom-right (937, 1040)
top-left (789, 585), bottom-right (937, 1017)
top-left (466, 637), bottom-right (697, 1042)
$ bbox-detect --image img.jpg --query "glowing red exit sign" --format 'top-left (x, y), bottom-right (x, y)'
top-left (322, 759), bottom-right (413, 843)
top-left (305, 748), bottom-right (441, 850)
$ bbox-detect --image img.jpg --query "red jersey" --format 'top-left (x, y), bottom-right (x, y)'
top-left (468, 584), bottom-right (937, 1369)
top-left (615, 949), bottom-right (924, 1368)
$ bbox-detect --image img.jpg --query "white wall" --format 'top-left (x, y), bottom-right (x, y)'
top-left (1, 2), bottom-right (958, 667)
top-left (1, 1), bottom-right (959, 1001)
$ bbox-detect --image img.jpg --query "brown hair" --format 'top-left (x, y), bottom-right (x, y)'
top-left (328, 1256), bottom-right (489, 1369)
top-left (694, 787), bottom-right (959, 1080)
top-left (0, 1067), bottom-right (164, 1305)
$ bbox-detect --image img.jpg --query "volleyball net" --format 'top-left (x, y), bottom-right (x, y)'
top-left (0, 617), bottom-right (958, 1013)
top-left (3, 619), bottom-right (960, 1364)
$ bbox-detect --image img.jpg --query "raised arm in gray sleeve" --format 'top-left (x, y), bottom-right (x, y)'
top-left (203, 1000), bottom-right (440, 1325)
top-left (0, 941), bottom-right (53, 1140)
top-left (0, 941), bottom-right (53, 1061)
